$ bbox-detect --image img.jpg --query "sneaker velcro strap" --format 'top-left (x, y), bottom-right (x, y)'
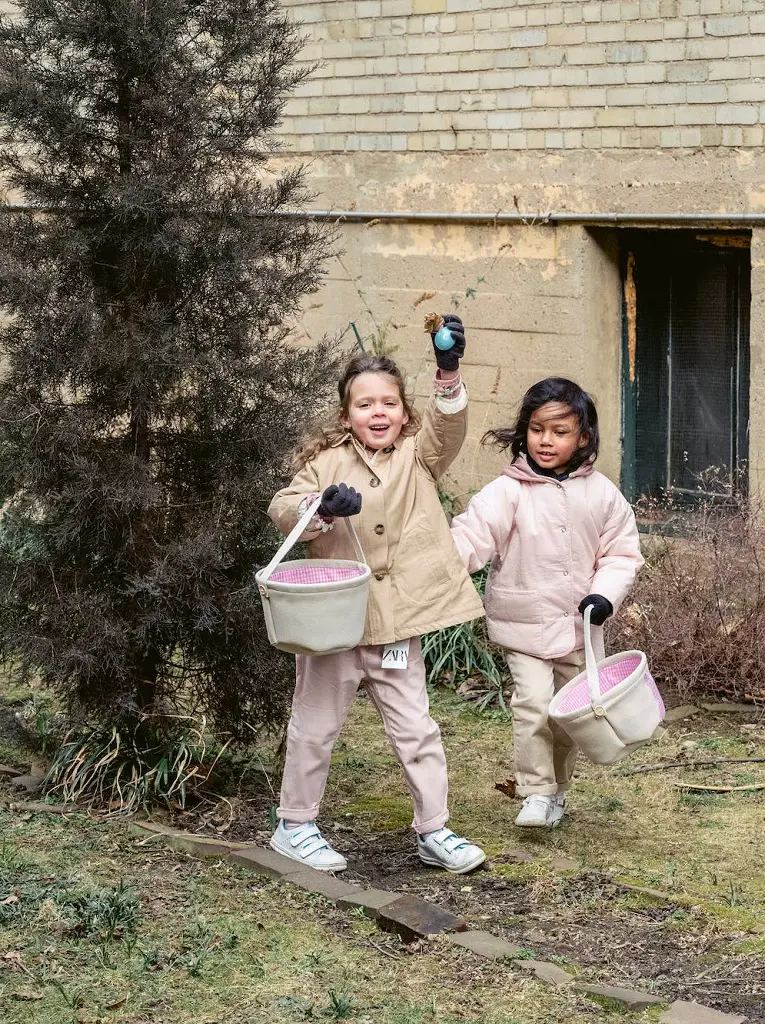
top-left (289, 825), bottom-right (329, 858)
top-left (432, 830), bottom-right (469, 854)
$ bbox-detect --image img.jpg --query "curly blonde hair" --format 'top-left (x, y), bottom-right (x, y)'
top-left (291, 353), bottom-right (421, 470)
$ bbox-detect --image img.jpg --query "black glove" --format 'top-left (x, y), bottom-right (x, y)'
top-left (430, 313), bottom-right (466, 373)
top-left (578, 594), bottom-right (614, 626)
top-left (318, 483), bottom-right (362, 520)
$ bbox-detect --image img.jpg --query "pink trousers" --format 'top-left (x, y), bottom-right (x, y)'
top-left (277, 638), bottom-right (450, 834)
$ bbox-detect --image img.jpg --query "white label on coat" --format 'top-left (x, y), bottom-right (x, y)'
top-left (381, 639), bottom-right (410, 670)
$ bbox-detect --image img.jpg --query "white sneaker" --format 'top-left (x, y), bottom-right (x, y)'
top-left (269, 820), bottom-right (347, 873)
top-left (418, 828), bottom-right (486, 874)
top-left (515, 794), bottom-right (566, 828)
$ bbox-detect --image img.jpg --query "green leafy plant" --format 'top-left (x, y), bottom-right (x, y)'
top-left (47, 713), bottom-right (224, 813)
top-left (65, 879), bottom-right (139, 941)
top-left (422, 568), bottom-right (508, 709)
top-left (326, 990), bottom-right (354, 1020)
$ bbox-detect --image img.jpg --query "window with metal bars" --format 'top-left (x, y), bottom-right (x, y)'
top-left (620, 231), bottom-right (750, 504)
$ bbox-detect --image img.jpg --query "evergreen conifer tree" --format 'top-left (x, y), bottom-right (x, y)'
top-left (0, 0), bottom-right (336, 738)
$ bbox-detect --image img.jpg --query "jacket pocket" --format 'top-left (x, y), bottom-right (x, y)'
top-left (486, 585), bottom-right (541, 625)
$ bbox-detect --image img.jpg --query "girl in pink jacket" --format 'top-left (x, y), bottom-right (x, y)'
top-left (451, 377), bottom-right (643, 829)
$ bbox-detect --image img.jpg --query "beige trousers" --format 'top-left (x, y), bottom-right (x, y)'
top-left (505, 647), bottom-right (587, 796)
top-left (277, 637), bottom-right (450, 834)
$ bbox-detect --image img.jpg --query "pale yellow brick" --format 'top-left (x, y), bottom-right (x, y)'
top-left (407, 36), bottom-right (439, 54)
top-left (660, 127), bottom-right (683, 144)
top-left (721, 124), bottom-right (744, 143)
top-left (742, 125), bottom-right (765, 145)
top-left (639, 127), bottom-right (662, 145)
top-left (625, 21), bottom-right (665, 40)
top-left (550, 67), bottom-right (589, 85)
top-left (560, 108), bottom-right (598, 127)
top-left (621, 127), bottom-right (644, 146)
top-left (548, 24), bottom-right (586, 45)
top-left (506, 131), bottom-right (528, 148)
top-left (563, 129), bottom-right (584, 147)
top-left (606, 85), bottom-right (647, 105)
top-left (675, 103), bottom-right (716, 122)
top-left (588, 65), bottom-right (627, 84)
top-left (717, 103), bottom-right (758, 122)
top-left (531, 87), bottom-right (569, 107)
top-left (708, 58), bottom-right (749, 79)
top-left (600, 127), bottom-right (623, 145)
top-left (667, 61), bottom-right (709, 81)
top-left (412, 0), bottom-right (444, 10)
top-left (700, 124), bottom-right (724, 143)
top-left (663, 18), bottom-right (689, 36)
top-left (596, 107), bottom-right (636, 126)
top-left (459, 51), bottom-right (495, 71)
top-left (625, 63), bottom-right (667, 82)
top-left (636, 106), bottom-right (675, 125)
top-left (522, 109), bottom-right (560, 128)
top-left (587, 23), bottom-right (627, 42)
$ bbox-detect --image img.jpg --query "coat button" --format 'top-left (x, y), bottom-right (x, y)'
top-left (375, 572), bottom-right (385, 581)
top-left (564, 611), bottom-right (569, 617)
top-left (374, 524), bottom-right (384, 535)
top-left (563, 570), bottom-right (569, 576)
top-left (561, 526), bottom-right (567, 533)
top-left (370, 478), bottom-right (380, 487)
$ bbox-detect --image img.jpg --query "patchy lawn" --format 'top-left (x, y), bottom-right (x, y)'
top-left (1, 682), bottom-right (763, 1022)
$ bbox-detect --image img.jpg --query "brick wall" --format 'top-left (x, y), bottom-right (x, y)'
top-left (280, 0), bottom-right (765, 152)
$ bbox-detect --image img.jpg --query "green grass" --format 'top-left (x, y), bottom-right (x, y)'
top-left (0, 813), bottom-right (659, 1024)
top-left (2, 681), bottom-right (763, 1022)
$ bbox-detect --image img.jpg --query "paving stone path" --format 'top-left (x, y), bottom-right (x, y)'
top-left (133, 820), bottom-right (750, 1023)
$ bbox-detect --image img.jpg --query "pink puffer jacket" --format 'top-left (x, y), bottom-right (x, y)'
top-left (450, 457), bottom-right (643, 660)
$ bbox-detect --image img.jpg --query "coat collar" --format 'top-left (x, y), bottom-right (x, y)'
top-left (503, 453), bottom-right (595, 484)
top-left (331, 432), bottom-right (404, 455)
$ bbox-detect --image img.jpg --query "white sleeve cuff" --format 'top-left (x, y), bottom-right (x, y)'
top-left (435, 384), bottom-right (469, 415)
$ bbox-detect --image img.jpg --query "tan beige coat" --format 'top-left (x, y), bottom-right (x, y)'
top-left (268, 400), bottom-right (485, 646)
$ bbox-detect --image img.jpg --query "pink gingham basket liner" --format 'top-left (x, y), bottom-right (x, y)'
top-left (269, 565), bottom-right (366, 585)
top-left (555, 655), bottom-right (665, 716)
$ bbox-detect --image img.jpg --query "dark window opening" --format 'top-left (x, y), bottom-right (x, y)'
top-left (621, 230), bottom-right (750, 506)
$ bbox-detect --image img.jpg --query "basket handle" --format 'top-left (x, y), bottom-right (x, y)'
top-left (260, 496), bottom-right (367, 582)
top-left (583, 603), bottom-right (607, 708)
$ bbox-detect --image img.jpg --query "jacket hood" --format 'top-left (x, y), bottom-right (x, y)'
top-left (502, 454), bottom-right (595, 484)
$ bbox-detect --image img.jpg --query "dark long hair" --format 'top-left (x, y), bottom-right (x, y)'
top-left (483, 377), bottom-right (599, 470)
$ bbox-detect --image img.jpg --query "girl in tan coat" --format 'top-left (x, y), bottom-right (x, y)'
top-left (268, 319), bottom-right (486, 874)
top-left (451, 378), bottom-right (643, 829)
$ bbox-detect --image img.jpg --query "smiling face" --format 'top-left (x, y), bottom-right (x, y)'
top-left (526, 401), bottom-right (589, 472)
top-left (341, 372), bottom-right (410, 450)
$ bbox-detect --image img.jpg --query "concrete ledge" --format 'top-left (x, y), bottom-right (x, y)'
top-left (446, 930), bottom-right (522, 959)
top-left (660, 1000), bottom-right (749, 1024)
top-left (228, 846), bottom-right (300, 878)
top-left (576, 982), bottom-right (665, 1010)
top-left (376, 894), bottom-right (467, 943)
top-left (335, 887), bottom-right (402, 919)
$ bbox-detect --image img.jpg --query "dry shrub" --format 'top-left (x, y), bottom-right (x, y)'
top-left (610, 494), bottom-right (765, 704)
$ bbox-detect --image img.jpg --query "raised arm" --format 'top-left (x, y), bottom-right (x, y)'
top-left (450, 477), bottom-right (516, 574)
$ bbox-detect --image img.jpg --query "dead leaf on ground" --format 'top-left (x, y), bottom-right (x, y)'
top-left (105, 995), bottom-right (129, 1010)
top-left (1, 894), bottom-right (20, 905)
top-left (10, 988), bottom-right (44, 1001)
top-left (2, 950), bottom-right (30, 973)
top-left (494, 776), bottom-right (517, 799)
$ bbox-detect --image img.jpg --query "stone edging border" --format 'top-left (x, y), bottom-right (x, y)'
top-left (132, 820), bottom-right (749, 1024)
